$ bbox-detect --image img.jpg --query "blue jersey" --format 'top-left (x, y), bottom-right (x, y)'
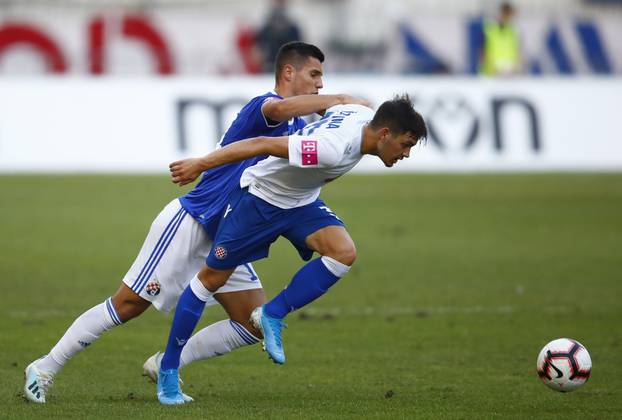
top-left (179, 92), bottom-right (307, 238)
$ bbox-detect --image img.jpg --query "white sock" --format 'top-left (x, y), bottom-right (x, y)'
top-left (35, 297), bottom-right (122, 375)
top-left (189, 274), bottom-right (214, 301)
top-left (179, 319), bottom-right (259, 368)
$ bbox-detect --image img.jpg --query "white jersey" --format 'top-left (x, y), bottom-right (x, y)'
top-left (240, 104), bottom-right (373, 209)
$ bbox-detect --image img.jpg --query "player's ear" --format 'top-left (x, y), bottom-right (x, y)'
top-left (283, 64), bottom-right (295, 82)
top-left (378, 127), bottom-right (390, 140)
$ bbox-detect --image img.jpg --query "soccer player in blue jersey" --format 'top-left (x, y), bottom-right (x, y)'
top-left (24, 41), bottom-right (369, 404)
top-left (156, 95), bottom-right (427, 404)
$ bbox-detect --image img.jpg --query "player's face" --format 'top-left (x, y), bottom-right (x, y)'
top-left (292, 57), bottom-right (324, 95)
top-left (378, 131), bottom-right (417, 167)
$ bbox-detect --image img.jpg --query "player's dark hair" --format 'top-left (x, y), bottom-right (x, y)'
top-left (370, 94), bottom-right (427, 143)
top-left (275, 41), bottom-right (324, 80)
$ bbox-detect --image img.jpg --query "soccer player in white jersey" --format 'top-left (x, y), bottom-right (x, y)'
top-left (23, 41), bottom-right (369, 404)
top-left (157, 95), bottom-right (427, 404)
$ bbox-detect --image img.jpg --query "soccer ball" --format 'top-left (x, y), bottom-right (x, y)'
top-left (536, 338), bottom-right (592, 392)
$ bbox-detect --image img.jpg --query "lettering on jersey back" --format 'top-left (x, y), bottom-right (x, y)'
top-left (298, 110), bottom-right (358, 135)
top-left (301, 140), bottom-right (318, 166)
top-left (326, 111), bottom-right (356, 129)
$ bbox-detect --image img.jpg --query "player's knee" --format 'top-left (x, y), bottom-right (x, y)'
top-left (325, 242), bottom-right (357, 267)
top-left (339, 247), bottom-right (357, 266)
top-left (111, 286), bottom-right (150, 322)
top-left (198, 265), bottom-right (233, 292)
top-left (111, 297), bottom-right (149, 322)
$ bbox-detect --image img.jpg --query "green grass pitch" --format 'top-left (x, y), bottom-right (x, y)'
top-left (1, 174), bottom-right (621, 419)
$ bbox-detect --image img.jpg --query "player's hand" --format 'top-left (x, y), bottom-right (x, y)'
top-left (169, 158), bottom-right (203, 186)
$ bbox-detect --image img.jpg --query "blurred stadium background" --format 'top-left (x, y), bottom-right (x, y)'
top-left (1, 0), bottom-right (621, 418)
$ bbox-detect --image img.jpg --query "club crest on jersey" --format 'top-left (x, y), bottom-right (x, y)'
top-left (301, 140), bottom-right (318, 166)
top-left (214, 245), bottom-right (228, 260)
top-left (145, 280), bottom-right (161, 296)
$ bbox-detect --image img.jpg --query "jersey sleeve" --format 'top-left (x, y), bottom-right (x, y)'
top-left (260, 97), bottom-right (283, 128)
top-left (288, 133), bottom-right (346, 168)
top-left (221, 95), bottom-right (286, 147)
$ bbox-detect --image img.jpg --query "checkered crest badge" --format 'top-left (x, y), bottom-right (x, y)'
top-left (145, 280), bottom-right (161, 296)
top-left (214, 245), bottom-right (228, 260)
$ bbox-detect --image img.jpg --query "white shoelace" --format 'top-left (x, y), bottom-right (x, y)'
top-left (37, 370), bottom-right (54, 392)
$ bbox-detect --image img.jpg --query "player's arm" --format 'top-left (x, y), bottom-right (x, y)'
top-left (262, 94), bottom-right (371, 122)
top-left (169, 136), bottom-right (289, 186)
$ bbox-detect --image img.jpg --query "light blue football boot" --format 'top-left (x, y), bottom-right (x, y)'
top-left (143, 351), bottom-right (184, 386)
top-left (251, 305), bottom-right (287, 364)
top-left (157, 368), bottom-right (193, 405)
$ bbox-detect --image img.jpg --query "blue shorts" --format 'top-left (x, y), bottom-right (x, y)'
top-left (207, 188), bottom-right (345, 270)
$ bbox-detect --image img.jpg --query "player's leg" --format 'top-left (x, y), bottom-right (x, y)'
top-left (24, 198), bottom-right (193, 404)
top-left (215, 288), bottom-right (265, 337)
top-left (159, 264), bottom-right (261, 372)
top-left (33, 284), bottom-right (150, 375)
top-left (157, 190), bottom-right (278, 403)
top-left (111, 283), bottom-right (153, 320)
top-left (174, 288), bottom-right (265, 367)
top-left (24, 284), bottom-right (150, 403)
top-left (162, 186), bottom-right (278, 366)
top-left (304, 225), bottom-right (357, 265)
top-left (143, 264), bottom-right (264, 380)
top-left (253, 203), bottom-right (354, 364)
top-left (278, 224), bottom-right (355, 310)
top-left (144, 290), bottom-right (265, 377)
top-left (265, 225), bottom-right (355, 318)
top-left (157, 265), bottom-right (234, 404)
top-left (159, 265), bottom-right (235, 368)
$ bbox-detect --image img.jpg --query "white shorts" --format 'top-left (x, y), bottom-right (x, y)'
top-left (122, 199), bottom-right (263, 313)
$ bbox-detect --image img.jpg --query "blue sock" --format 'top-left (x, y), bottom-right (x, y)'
top-left (264, 258), bottom-right (341, 319)
top-left (160, 286), bottom-right (206, 370)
